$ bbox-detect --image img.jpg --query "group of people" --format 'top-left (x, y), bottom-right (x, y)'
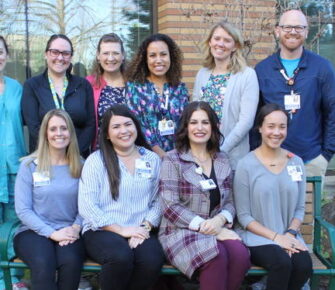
top-left (0, 7), bottom-right (334, 290)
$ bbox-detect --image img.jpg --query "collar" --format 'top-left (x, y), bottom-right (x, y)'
top-left (179, 149), bottom-right (218, 163)
top-left (273, 48), bottom-right (308, 70)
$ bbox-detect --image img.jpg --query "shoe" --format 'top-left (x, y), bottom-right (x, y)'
top-left (12, 282), bottom-right (29, 290)
top-left (77, 277), bottom-right (92, 290)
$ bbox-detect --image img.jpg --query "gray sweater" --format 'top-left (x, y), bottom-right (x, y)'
top-left (233, 152), bottom-right (306, 247)
top-left (15, 159), bottom-right (82, 237)
top-left (193, 67), bottom-right (259, 169)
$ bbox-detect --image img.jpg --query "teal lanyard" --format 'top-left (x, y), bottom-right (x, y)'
top-left (48, 73), bottom-right (68, 110)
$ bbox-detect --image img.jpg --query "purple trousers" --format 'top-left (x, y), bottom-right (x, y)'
top-left (198, 239), bottom-right (250, 290)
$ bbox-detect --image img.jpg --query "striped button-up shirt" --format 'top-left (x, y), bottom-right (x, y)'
top-left (79, 147), bottom-right (161, 233)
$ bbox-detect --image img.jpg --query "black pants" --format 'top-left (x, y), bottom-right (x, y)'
top-left (83, 230), bottom-right (165, 290)
top-left (249, 244), bottom-right (313, 290)
top-left (14, 230), bottom-right (85, 290)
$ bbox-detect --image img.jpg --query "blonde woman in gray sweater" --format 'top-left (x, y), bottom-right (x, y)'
top-left (193, 22), bottom-right (259, 169)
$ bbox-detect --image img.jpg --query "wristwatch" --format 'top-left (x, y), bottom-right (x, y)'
top-left (285, 228), bottom-right (298, 237)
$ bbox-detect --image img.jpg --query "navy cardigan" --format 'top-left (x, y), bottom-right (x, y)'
top-left (21, 70), bottom-right (95, 157)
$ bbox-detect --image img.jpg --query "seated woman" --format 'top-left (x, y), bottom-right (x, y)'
top-left (78, 104), bottom-right (164, 290)
top-left (14, 109), bottom-right (85, 290)
top-left (159, 101), bottom-right (250, 290)
top-left (234, 103), bottom-right (313, 290)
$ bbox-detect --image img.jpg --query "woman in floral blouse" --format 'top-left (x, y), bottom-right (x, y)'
top-left (126, 33), bottom-right (189, 158)
top-left (193, 22), bottom-right (259, 169)
top-left (86, 33), bottom-right (127, 149)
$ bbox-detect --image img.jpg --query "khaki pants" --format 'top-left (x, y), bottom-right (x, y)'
top-left (305, 154), bottom-right (328, 178)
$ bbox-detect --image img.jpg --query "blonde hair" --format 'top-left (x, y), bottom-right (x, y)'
top-left (24, 109), bottom-right (82, 178)
top-left (203, 21), bottom-right (246, 74)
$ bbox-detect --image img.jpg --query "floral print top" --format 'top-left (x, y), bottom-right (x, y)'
top-left (127, 80), bottom-right (189, 152)
top-left (97, 85), bottom-right (126, 127)
top-left (200, 73), bottom-right (231, 120)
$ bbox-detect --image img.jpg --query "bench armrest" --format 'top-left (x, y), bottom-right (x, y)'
top-left (314, 216), bottom-right (335, 268)
top-left (0, 220), bottom-right (20, 263)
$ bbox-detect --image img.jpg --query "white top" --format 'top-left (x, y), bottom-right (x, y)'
top-left (79, 147), bottom-right (161, 233)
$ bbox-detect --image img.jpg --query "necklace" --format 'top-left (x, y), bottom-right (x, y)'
top-left (192, 154), bottom-right (211, 164)
top-left (256, 148), bottom-right (284, 168)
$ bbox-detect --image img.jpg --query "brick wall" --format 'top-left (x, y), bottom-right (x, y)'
top-left (157, 0), bottom-right (277, 94)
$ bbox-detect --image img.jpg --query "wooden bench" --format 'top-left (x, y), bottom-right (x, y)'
top-left (0, 177), bottom-right (334, 289)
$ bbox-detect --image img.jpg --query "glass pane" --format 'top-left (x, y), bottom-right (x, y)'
top-left (0, 0), bottom-right (153, 82)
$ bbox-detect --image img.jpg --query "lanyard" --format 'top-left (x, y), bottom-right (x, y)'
top-left (48, 73), bottom-right (68, 110)
top-left (279, 67), bottom-right (299, 87)
top-left (162, 88), bottom-right (170, 111)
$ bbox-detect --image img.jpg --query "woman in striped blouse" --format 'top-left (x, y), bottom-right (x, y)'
top-left (78, 104), bottom-right (164, 290)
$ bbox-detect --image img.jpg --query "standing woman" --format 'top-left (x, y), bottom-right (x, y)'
top-left (79, 104), bottom-right (164, 290)
top-left (86, 33), bottom-right (126, 148)
top-left (159, 101), bottom-right (250, 290)
top-left (127, 33), bottom-right (189, 158)
top-left (0, 36), bottom-right (27, 289)
top-left (234, 104), bottom-right (312, 290)
top-left (193, 22), bottom-right (259, 169)
top-left (22, 34), bottom-right (95, 158)
top-left (14, 109), bottom-right (85, 290)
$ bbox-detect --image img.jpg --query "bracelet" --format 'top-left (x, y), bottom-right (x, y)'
top-left (272, 232), bottom-right (278, 241)
top-left (284, 228), bottom-right (298, 237)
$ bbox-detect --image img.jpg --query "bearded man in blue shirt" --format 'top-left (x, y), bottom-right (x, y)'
top-left (255, 9), bottom-right (335, 178)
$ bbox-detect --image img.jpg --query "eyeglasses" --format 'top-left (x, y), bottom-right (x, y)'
top-left (279, 25), bottom-right (307, 33)
top-left (47, 49), bottom-right (72, 59)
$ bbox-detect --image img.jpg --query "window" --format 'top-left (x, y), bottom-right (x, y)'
top-left (1, 0), bottom-right (153, 82)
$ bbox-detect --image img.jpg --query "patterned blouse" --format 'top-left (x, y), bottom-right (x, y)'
top-left (97, 85), bottom-right (126, 127)
top-left (200, 73), bottom-right (231, 120)
top-left (127, 80), bottom-right (189, 152)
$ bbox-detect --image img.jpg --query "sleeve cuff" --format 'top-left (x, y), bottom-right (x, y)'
top-left (220, 210), bottom-right (233, 224)
top-left (189, 216), bottom-right (205, 231)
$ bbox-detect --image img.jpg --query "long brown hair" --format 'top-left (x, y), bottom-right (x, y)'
top-left (175, 101), bottom-right (223, 155)
top-left (99, 104), bottom-right (151, 200)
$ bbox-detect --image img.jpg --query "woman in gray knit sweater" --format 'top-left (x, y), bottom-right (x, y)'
top-left (234, 104), bottom-right (312, 290)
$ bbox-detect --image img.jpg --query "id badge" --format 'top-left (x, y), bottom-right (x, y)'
top-left (284, 92), bottom-right (300, 110)
top-left (135, 159), bottom-right (152, 178)
top-left (287, 165), bottom-right (303, 181)
top-left (200, 179), bottom-right (217, 190)
top-left (158, 119), bottom-right (175, 136)
top-left (33, 172), bottom-right (50, 187)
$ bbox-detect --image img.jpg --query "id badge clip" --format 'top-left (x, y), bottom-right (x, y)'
top-left (284, 90), bottom-right (300, 111)
top-left (158, 119), bottom-right (175, 136)
top-left (135, 159), bottom-right (152, 178)
top-left (33, 172), bottom-right (51, 187)
top-left (200, 179), bottom-right (217, 190)
top-left (287, 165), bottom-right (303, 181)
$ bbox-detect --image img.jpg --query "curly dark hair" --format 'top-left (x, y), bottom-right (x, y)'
top-left (91, 33), bottom-right (126, 88)
top-left (126, 33), bottom-right (183, 87)
top-left (175, 101), bottom-right (223, 155)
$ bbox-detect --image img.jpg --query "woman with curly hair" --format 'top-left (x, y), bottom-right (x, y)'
top-left (126, 33), bottom-right (189, 158)
top-left (86, 33), bottom-right (126, 149)
top-left (193, 22), bottom-right (259, 169)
